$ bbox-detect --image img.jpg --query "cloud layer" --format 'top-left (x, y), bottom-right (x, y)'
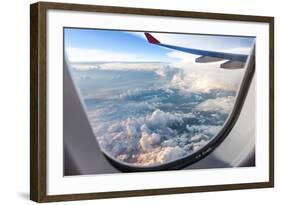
top-left (70, 53), bottom-right (243, 166)
top-left (91, 108), bottom-right (225, 166)
top-left (85, 82), bottom-right (234, 166)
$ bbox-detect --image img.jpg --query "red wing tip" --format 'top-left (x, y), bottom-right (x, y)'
top-left (144, 32), bottom-right (160, 44)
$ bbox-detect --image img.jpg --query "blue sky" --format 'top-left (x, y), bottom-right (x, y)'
top-left (64, 28), bottom-right (255, 63)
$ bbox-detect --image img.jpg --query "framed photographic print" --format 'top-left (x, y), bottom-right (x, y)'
top-left (30, 1), bottom-right (274, 202)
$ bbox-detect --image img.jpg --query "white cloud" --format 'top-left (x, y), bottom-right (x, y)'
top-left (72, 57), bottom-right (244, 93)
top-left (139, 133), bottom-right (161, 152)
top-left (225, 47), bottom-right (252, 55)
top-left (196, 96), bottom-right (235, 113)
top-left (90, 107), bottom-right (226, 166)
top-left (90, 62), bottom-right (167, 71)
top-left (134, 146), bottom-right (186, 166)
top-left (68, 31), bottom-right (249, 93)
top-left (186, 125), bottom-right (221, 137)
top-left (66, 47), bottom-right (141, 62)
top-left (167, 51), bottom-right (245, 92)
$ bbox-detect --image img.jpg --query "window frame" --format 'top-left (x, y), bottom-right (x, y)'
top-left (64, 28), bottom-right (256, 171)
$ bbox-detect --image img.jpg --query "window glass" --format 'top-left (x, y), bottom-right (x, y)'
top-left (64, 28), bottom-right (255, 167)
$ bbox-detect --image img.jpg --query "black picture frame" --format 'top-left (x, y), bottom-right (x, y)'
top-left (30, 1), bottom-right (274, 202)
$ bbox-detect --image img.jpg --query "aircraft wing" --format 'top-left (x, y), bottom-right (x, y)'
top-left (144, 32), bottom-right (249, 69)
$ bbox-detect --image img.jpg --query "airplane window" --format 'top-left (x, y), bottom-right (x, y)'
top-left (64, 28), bottom-right (255, 171)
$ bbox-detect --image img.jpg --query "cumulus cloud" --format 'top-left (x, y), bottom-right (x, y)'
top-left (69, 40), bottom-right (245, 166)
top-left (136, 146), bottom-right (186, 166)
top-left (139, 133), bottom-right (161, 152)
top-left (167, 51), bottom-right (245, 92)
top-left (79, 66), bottom-right (238, 166)
top-left (71, 59), bottom-right (240, 166)
top-left (89, 107), bottom-right (227, 166)
top-left (196, 96), bottom-right (235, 113)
